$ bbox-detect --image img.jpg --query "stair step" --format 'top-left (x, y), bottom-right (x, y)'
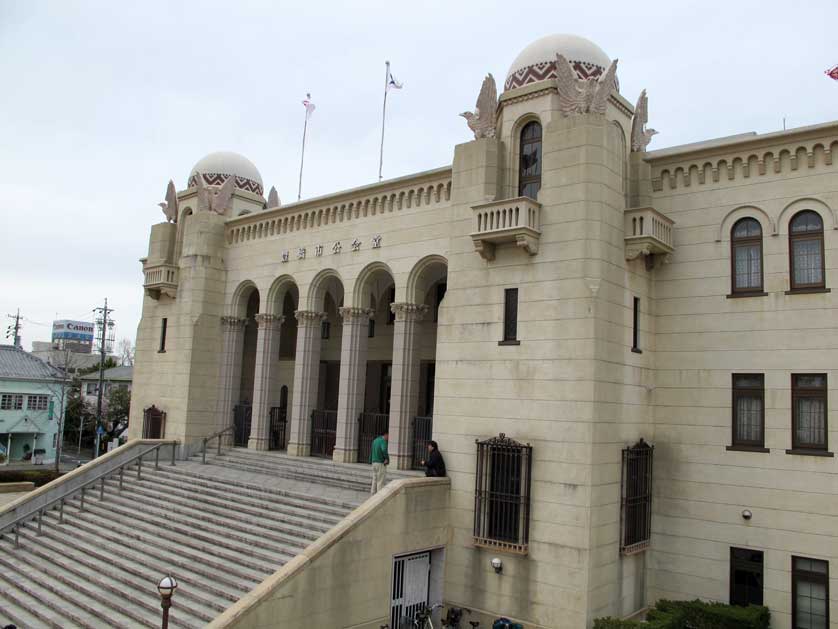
top-left (207, 455), bottom-right (370, 491)
top-left (0, 588), bottom-right (48, 629)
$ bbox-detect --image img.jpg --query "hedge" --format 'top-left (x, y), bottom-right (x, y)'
top-left (594, 599), bottom-right (770, 629)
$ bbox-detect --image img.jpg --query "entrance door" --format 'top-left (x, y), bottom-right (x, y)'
top-left (390, 551), bottom-right (430, 628)
top-left (233, 404), bottom-right (252, 447)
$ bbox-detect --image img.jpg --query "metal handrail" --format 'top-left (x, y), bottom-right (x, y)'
top-left (201, 424), bottom-right (235, 464)
top-left (0, 440), bottom-right (178, 547)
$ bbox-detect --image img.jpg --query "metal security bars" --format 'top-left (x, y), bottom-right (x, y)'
top-left (411, 415), bottom-right (433, 470)
top-left (269, 406), bottom-right (288, 451)
top-left (620, 438), bottom-right (654, 554)
top-left (473, 434), bottom-right (532, 554)
top-left (233, 404), bottom-right (252, 447)
top-left (358, 412), bottom-right (389, 464)
top-left (310, 410), bottom-right (337, 458)
top-left (142, 405), bottom-right (166, 439)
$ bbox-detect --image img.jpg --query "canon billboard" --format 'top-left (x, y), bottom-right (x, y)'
top-left (52, 319), bottom-right (95, 353)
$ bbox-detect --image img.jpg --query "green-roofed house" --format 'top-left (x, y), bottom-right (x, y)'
top-left (0, 344), bottom-right (67, 465)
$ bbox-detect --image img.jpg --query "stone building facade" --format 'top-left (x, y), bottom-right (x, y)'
top-left (129, 33), bottom-right (837, 629)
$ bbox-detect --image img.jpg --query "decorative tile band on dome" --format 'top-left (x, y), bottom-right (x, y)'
top-left (188, 172), bottom-right (264, 196)
top-left (504, 58), bottom-right (606, 91)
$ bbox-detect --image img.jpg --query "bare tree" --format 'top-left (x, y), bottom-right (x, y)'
top-left (117, 337), bottom-right (135, 366)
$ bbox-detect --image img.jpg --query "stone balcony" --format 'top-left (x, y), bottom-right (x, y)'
top-left (143, 263), bottom-right (179, 299)
top-left (624, 207), bottom-right (674, 261)
top-left (470, 197), bottom-right (541, 261)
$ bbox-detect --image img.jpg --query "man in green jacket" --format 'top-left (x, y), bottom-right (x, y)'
top-left (370, 431), bottom-right (389, 494)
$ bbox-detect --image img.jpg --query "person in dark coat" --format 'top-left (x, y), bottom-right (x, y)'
top-left (420, 440), bottom-right (446, 477)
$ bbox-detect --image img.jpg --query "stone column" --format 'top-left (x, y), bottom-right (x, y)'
top-left (217, 316), bottom-right (247, 432)
top-left (248, 314), bottom-right (284, 451)
top-left (333, 307), bottom-right (373, 463)
top-left (286, 310), bottom-right (326, 457)
top-left (388, 303), bottom-right (428, 469)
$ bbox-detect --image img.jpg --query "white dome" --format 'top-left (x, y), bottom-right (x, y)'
top-left (505, 34), bottom-right (612, 91)
top-left (188, 151), bottom-right (264, 196)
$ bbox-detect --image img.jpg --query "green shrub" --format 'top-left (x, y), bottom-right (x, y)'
top-left (594, 599), bottom-right (769, 629)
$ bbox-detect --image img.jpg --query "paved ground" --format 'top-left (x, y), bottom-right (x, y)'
top-left (0, 492), bottom-right (28, 507)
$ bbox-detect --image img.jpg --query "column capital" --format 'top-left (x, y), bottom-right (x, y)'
top-left (254, 313), bottom-right (285, 328)
top-left (390, 302), bottom-right (430, 322)
top-left (294, 310), bottom-right (327, 325)
top-left (221, 316), bottom-right (247, 328)
top-left (338, 306), bottom-right (374, 320)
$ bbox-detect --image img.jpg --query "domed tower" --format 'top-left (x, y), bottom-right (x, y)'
top-left (130, 151), bottom-right (270, 448)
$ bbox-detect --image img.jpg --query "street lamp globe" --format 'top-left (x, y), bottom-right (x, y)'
top-left (158, 575), bottom-right (178, 598)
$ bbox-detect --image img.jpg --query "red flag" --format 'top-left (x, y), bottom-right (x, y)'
top-left (827, 65), bottom-right (838, 81)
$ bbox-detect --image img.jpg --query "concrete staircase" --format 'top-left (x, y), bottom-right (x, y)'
top-left (0, 449), bottom-right (400, 628)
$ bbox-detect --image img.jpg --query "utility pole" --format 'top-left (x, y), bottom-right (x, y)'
top-left (93, 299), bottom-right (115, 459)
top-left (5, 309), bottom-right (22, 348)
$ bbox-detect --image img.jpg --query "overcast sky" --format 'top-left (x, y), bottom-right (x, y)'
top-left (1, 0), bottom-right (836, 350)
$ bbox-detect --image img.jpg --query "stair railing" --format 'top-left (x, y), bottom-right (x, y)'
top-left (0, 440), bottom-right (178, 548)
top-left (200, 424), bottom-right (235, 464)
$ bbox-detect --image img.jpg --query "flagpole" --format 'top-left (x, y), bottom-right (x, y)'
top-left (298, 107), bottom-right (309, 201)
top-left (378, 61), bottom-right (389, 181)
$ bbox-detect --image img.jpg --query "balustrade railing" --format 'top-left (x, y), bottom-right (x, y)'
top-left (357, 412), bottom-right (390, 464)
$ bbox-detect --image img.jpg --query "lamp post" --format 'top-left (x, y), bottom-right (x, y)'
top-left (157, 574), bottom-right (178, 629)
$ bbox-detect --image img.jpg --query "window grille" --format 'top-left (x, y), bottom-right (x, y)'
top-left (620, 438), bottom-right (654, 554)
top-left (501, 288), bottom-right (518, 343)
top-left (473, 433), bottom-right (532, 554)
top-left (142, 405), bottom-right (166, 439)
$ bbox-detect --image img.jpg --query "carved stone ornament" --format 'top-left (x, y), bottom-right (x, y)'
top-left (389, 302), bottom-right (430, 321)
top-left (254, 313), bottom-right (285, 328)
top-left (625, 244), bottom-right (653, 261)
top-left (220, 316), bottom-right (247, 327)
top-left (461, 73), bottom-right (498, 139)
top-left (555, 53), bottom-right (618, 117)
top-left (158, 179), bottom-right (179, 223)
top-left (294, 310), bottom-right (327, 324)
top-left (338, 307), bottom-right (374, 320)
top-left (194, 170), bottom-right (236, 215)
top-left (630, 89), bottom-right (658, 152)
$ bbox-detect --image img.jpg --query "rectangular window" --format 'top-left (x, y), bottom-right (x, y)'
top-left (85, 382), bottom-right (97, 395)
top-left (792, 557), bottom-right (829, 629)
top-left (1, 394), bottom-right (23, 410)
top-left (730, 547), bottom-right (764, 607)
top-left (473, 434), bottom-right (532, 553)
top-left (731, 374), bottom-right (765, 449)
top-left (368, 318), bottom-right (376, 338)
top-left (791, 374), bottom-right (828, 452)
top-left (620, 439), bottom-right (654, 553)
top-left (631, 296), bottom-right (641, 353)
top-left (158, 317), bottom-right (168, 352)
top-left (320, 320), bottom-right (331, 340)
top-left (501, 288), bottom-right (519, 344)
top-left (26, 395), bottom-right (49, 411)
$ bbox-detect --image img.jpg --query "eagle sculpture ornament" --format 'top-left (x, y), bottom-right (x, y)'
top-left (554, 53), bottom-right (618, 116)
top-left (461, 74), bottom-right (498, 139)
top-left (630, 89), bottom-right (658, 152)
top-left (194, 171), bottom-right (236, 215)
top-left (158, 179), bottom-right (179, 223)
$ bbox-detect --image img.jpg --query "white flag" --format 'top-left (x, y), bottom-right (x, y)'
top-left (302, 93), bottom-right (316, 119)
top-left (387, 68), bottom-right (403, 91)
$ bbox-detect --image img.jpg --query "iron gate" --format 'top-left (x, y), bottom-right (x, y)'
top-left (269, 407), bottom-right (287, 451)
top-left (390, 551), bottom-right (430, 628)
top-left (411, 415), bottom-right (433, 470)
top-left (142, 406), bottom-right (166, 439)
top-left (233, 404), bottom-right (252, 447)
top-left (357, 412), bottom-right (389, 464)
top-left (310, 410), bottom-right (337, 458)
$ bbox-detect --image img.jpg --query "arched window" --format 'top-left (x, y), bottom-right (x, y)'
top-left (731, 218), bottom-right (763, 294)
top-left (518, 121), bottom-right (542, 199)
top-left (789, 211), bottom-right (825, 291)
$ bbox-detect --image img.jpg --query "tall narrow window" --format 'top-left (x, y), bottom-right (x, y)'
top-left (500, 288), bottom-right (519, 344)
top-left (620, 439), bottom-right (653, 554)
top-left (368, 317), bottom-right (376, 338)
top-left (789, 211), bottom-right (825, 291)
top-left (518, 121), bottom-right (542, 199)
top-left (158, 317), bottom-right (168, 352)
top-left (730, 548), bottom-right (764, 607)
top-left (631, 297), bottom-right (641, 353)
top-left (790, 374), bottom-right (829, 453)
top-left (731, 374), bottom-right (765, 449)
top-left (731, 218), bottom-right (763, 294)
top-left (320, 320), bottom-right (331, 340)
top-left (792, 557), bottom-right (829, 629)
top-left (473, 434), bottom-right (532, 553)
top-left (387, 286), bottom-right (396, 324)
